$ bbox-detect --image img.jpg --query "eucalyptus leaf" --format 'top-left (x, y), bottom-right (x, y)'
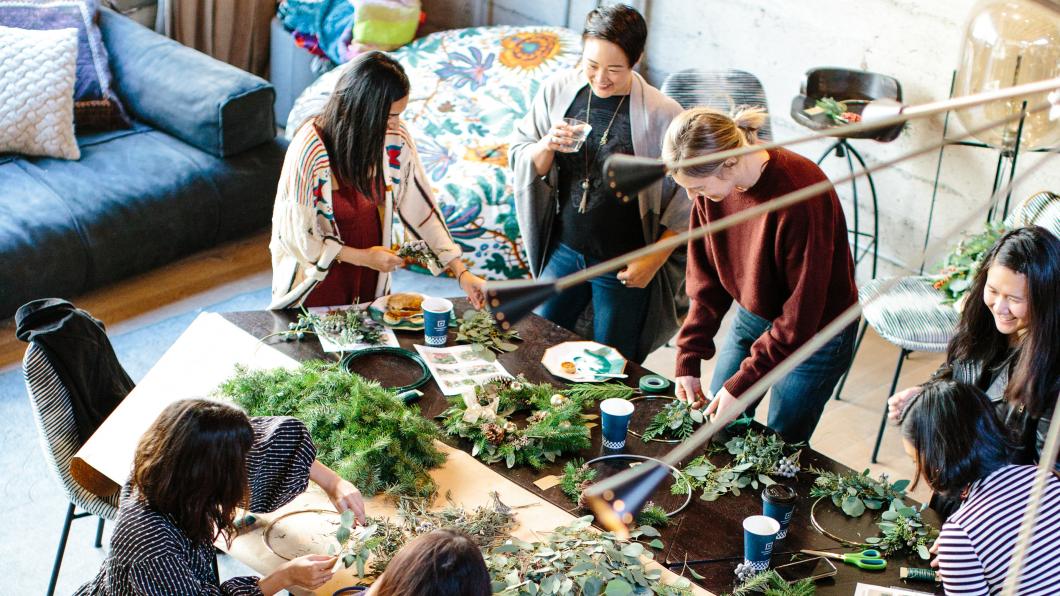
top-left (842, 495), bottom-right (866, 517)
top-left (604, 579), bottom-right (634, 596)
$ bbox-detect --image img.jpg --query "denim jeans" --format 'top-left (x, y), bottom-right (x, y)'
top-left (536, 243), bottom-right (650, 361)
top-left (709, 306), bottom-right (858, 444)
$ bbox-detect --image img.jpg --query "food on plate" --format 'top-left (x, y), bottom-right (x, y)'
top-left (384, 293), bottom-right (424, 324)
top-left (561, 361), bottom-right (577, 375)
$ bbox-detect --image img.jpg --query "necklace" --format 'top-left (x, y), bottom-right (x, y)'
top-left (579, 90), bottom-right (627, 213)
top-left (734, 153), bottom-right (771, 193)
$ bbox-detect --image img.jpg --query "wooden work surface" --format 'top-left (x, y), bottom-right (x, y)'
top-left (221, 305), bottom-right (944, 596)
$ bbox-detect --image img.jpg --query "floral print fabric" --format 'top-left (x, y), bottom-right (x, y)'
top-left (288, 26), bottom-right (581, 279)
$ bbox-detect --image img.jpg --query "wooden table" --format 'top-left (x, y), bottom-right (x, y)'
top-left (222, 305), bottom-right (943, 596)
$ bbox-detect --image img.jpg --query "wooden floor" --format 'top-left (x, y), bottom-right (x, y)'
top-left (2, 233), bottom-right (942, 500)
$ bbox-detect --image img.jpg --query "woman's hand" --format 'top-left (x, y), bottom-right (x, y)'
top-left (887, 386), bottom-right (922, 422)
top-left (458, 271), bottom-right (487, 309)
top-left (326, 478), bottom-right (367, 525)
top-left (617, 253), bottom-right (667, 289)
top-left (359, 246), bottom-right (404, 273)
top-left (675, 376), bottom-right (708, 409)
top-left (703, 387), bottom-right (738, 422)
top-left (929, 537), bottom-right (940, 569)
top-left (538, 121), bottom-right (577, 153)
top-left (282, 555), bottom-right (337, 589)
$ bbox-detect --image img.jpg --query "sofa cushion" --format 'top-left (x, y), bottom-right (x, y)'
top-left (0, 0), bottom-right (131, 130)
top-left (99, 8), bottom-right (277, 158)
top-left (0, 124), bottom-right (287, 317)
top-left (0, 25), bottom-right (80, 160)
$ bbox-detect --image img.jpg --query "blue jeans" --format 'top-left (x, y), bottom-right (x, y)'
top-left (709, 306), bottom-right (858, 444)
top-left (536, 243), bottom-right (650, 361)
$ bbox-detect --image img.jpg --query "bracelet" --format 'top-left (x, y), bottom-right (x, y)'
top-left (457, 269), bottom-right (471, 284)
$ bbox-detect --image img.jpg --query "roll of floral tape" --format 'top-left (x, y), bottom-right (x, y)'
top-left (639, 374), bottom-right (670, 393)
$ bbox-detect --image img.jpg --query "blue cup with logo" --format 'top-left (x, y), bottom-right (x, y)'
top-left (743, 515), bottom-right (780, 573)
top-left (600, 398), bottom-right (634, 449)
top-left (762, 484), bottom-right (797, 540)
top-left (422, 297), bottom-right (452, 346)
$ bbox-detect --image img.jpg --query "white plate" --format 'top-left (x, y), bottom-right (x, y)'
top-left (541, 341), bottom-right (627, 383)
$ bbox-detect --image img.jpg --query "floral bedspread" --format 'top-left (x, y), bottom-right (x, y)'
top-left (287, 26), bottom-right (582, 280)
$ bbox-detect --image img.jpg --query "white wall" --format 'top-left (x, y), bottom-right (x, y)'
top-left (422, 0), bottom-right (1060, 279)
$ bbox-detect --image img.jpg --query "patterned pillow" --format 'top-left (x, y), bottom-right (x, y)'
top-left (0, 0), bottom-right (130, 131)
top-left (0, 25), bottom-right (80, 159)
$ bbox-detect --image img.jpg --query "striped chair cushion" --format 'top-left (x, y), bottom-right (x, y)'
top-left (859, 276), bottom-right (959, 353)
top-left (1005, 191), bottom-right (1060, 237)
top-left (23, 343), bottom-right (119, 519)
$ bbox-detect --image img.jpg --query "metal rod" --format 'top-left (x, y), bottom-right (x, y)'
top-left (556, 99), bottom-right (1052, 291)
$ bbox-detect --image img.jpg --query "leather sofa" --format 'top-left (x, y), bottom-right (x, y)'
top-left (0, 8), bottom-right (287, 318)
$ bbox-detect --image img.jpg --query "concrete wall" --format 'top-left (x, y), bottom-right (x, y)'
top-left (421, 0), bottom-right (1060, 279)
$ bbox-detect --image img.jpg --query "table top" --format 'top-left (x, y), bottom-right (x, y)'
top-left (222, 305), bottom-right (943, 596)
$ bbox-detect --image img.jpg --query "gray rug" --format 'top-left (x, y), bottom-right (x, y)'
top-left (0, 270), bottom-right (458, 594)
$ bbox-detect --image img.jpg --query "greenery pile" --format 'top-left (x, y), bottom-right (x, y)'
top-left (455, 309), bottom-right (521, 361)
top-left (279, 307), bottom-right (385, 346)
top-left (440, 376), bottom-right (594, 469)
top-left (673, 428), bottom-right (801, 501)
top-left (808, 468), bottom-right (909, 517)
top-left (727, 569), bottom-right (815, 596)
top-left (642, 400), bottom-right (704, 442)
top-left (219, 361), bottom-right (446, 498)
top-left (559, 459), bottom-right (670, 528)
top-left (867, 501), bottom-right (937, 560)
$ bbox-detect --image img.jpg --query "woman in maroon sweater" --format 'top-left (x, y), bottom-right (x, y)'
top-left (663, 107), bottom-right (858, 444)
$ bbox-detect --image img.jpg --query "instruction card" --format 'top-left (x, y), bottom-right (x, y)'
top-left (414, 344), bottom-right (512, 395)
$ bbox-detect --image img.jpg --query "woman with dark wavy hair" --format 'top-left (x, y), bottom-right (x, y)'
top-left (365, 529), bottom-right (491, 596)
top-left (78, 399), bottom-right (366, 595)
top-left (889, 225), bottom-right (1060, 468)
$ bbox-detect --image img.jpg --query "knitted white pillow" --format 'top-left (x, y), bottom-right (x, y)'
top-left (0, 25), bottom-right (80, 160)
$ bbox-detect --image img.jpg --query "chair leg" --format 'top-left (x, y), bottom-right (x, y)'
top-left (95, 517), bottom-right (105, 548)
top-left (47, 503), bottom-right (77, 596)
top-left (833, 319), bottom-right (869, 401)
top-left (872, 349), bottom-right (910, 464)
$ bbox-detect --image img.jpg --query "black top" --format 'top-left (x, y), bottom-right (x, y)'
top-left (77, 417), bottom-right (317, 596)
top-left (555, 86), bottom-right (644, 260)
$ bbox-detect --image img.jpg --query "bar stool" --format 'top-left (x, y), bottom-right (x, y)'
top-left (791, 67), bottom-right (903, 279)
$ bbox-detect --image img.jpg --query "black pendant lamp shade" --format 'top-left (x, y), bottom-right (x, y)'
top-left (484, 278), bottom-right (559, 330)
top-left (604, 153), bottom-right (668, 202)
top-left (584, 460), bottom-right (673, 539)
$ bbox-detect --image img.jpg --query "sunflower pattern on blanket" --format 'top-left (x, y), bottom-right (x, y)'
top-left (287, 26), bottom-right (582, 281)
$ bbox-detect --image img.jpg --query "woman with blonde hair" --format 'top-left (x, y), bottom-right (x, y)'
top-left (667, 107), bottom-right (859, 444)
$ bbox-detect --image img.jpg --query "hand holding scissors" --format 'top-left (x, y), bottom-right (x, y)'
top-left (800, 549), bottom-right (887, 571)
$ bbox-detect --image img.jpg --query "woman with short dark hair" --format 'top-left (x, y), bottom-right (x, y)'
top-left (77, 399), bottom-right (366, 595)
top-left (666, 106), bottom-right (859, 444)
top-left (365, 529), bottom-right (491, 596)
top-left (270, 51), bottom-right (486, 310)
top-left (899, 380), bottom-right (1060, 594)
top-left (889, 226), bottom-right (1060, 468)
top-left (510, 4), bottom-right (689, 362)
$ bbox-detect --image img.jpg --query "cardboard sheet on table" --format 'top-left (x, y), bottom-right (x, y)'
top-left (227, 441), bottom-right (712, 595)
top-left (72, 313), bottom-right (301, 493)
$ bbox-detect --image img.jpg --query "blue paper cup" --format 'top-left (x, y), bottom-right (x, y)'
top-left (762, 484), bottom-right (797, 540)
top-left (743, 515), bottom-right (780, 572)
top-left (600, 398), bottom-right (634, 449)
top-left (422, 297), bottom-right (453, 346)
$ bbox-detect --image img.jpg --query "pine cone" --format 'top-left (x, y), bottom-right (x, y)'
top-left (483, 423), bottom-right (506, 445)
top-left (577, 480), bottom-right (593, 509)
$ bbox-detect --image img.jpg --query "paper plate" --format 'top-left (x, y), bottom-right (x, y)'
top-left (541, 341), bottom-right (626, 382)
top-left (368, 293), bottom-right (427, 330)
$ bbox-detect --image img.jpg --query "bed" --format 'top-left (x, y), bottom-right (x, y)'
top-left (287, 25), bottom-right (582, 280)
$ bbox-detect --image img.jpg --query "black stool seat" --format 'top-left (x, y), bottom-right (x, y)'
top-left (790, 67), bottom-right (902, 140)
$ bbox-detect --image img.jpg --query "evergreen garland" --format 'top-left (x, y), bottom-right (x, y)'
top-left (727, 569), bottom-right (815, 596)
top-left (564, 381), bottom-right (636, 402)
top-left (440, 376), bottom-right (593, 469)
top-left (219, 361), bottom-right (446, 498)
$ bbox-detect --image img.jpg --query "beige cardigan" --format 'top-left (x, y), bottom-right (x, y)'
top-left (268, 121), bottom-right (461, 309)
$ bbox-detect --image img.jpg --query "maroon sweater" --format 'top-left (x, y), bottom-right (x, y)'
top-left (674, 148), bottom-right (857, 396)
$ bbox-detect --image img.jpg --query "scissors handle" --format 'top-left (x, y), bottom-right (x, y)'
top-left (847, 549), bottom-right (887, 571)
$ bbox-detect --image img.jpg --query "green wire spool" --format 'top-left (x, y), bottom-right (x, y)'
top-left (639, 374), bottom-right (670, 393)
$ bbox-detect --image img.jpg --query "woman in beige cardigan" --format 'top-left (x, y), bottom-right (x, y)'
top-left (269, 52), bottom-right (485, 310)
top-left (509, 5), bottom-right (689, 361)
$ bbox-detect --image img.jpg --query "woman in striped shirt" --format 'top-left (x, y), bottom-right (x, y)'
top-left (78, 399), bottom-right (367, 595)
top-left (269, 51), bottom-right (486, 309)
top-left (900, 380), bottom-right (1060, 595)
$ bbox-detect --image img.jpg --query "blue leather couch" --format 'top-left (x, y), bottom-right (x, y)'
top-left (0, 9), bottom-right (287, 318)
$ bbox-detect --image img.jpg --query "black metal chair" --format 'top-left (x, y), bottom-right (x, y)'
top-left (660, 68), bottom-right (773, 141)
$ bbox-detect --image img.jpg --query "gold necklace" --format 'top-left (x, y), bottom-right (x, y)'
top-left (579, 90), bottom-right (627, 213)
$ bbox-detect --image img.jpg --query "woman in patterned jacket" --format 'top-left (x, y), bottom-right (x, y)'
top-left (269, 51), bottom-right (486, 309)
top-left (77, 399), bottom-right (366, 595)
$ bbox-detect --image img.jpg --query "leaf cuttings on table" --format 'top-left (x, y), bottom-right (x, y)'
top-left (560, 458), bottom-right (670, 528)
top-left (218, 360), bottom-right (445, 499)
top-left (673, 427), bottom-right (802, 501)
top-left (865, 500), bottom-right (938, 560)
top-left (641, 399), bottom-right (705, 442)
top-left (808, 467), bottom-right (909, 518)
top-left (726, 568), bottom-right (816, 596)
top-left (395, 239), bottom-right (444, 270)
top-left (272, 305), bottom-right (385, 346)
top-left (455, 309), bottom-right (522, 362)
top-left (563, 381), bottom-right (636, 402)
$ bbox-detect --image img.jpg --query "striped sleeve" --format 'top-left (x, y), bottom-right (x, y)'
top-left (127, 555), bottom-right (263, 595)
top-left (246, 417), bottom-right (317, 513)
top-left (937, 521), bottom-right (990, 595)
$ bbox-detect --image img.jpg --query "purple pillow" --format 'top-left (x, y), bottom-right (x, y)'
top-left (0, 0), bottom-right (130, 130)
